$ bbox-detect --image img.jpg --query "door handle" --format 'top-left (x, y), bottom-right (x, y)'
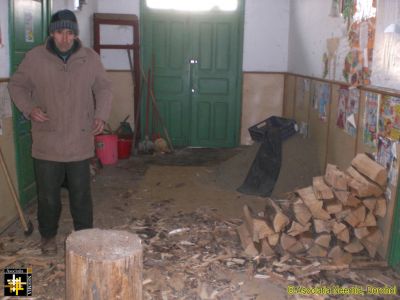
top-left (190, 59), bottom-right (198, 64)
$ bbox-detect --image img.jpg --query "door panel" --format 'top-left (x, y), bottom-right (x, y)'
top-left (142, 2), bottom-right (243, 148)
top-left (10, 0), bottom-right (49, 206)
top-left (144, 13), bottom-right (191, 146)
top-left (190, 13), bottom-right (240, 147)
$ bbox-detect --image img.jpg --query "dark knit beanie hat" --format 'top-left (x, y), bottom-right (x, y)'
top-left (49, 9), bottom-right (79, 35)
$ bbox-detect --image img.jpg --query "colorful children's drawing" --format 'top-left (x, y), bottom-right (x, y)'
top-left (377, 136), bottom-right (393, 171)
top-left (317, 83), bottom-right (330, 121)
top-left (363, 92), bottom-right (379, 147)
top-left (379, 95), bottom-right (400, 140)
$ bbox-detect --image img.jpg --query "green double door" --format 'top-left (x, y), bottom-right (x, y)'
top-left (141, 3), bottom-right (244, 147)
top-left (9, 0), bottom-right (50, 206)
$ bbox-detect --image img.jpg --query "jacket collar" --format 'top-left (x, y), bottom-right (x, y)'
top-left (44, 37), bottom-right (86, 63)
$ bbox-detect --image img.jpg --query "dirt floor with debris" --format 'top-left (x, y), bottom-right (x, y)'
top-left (0, 134), bottom-right (399, 299)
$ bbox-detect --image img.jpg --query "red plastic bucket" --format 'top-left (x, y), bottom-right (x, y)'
top-left (118, 138), bottom-right (133, 159)
top-left (95, 134), bottom-right (118, 165)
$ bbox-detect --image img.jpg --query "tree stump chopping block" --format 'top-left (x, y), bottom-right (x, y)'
top-left (66, 229), bottom-right (142, 300)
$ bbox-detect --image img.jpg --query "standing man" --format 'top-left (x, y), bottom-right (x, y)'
top-left (8, 9), bottom-right (113, 255)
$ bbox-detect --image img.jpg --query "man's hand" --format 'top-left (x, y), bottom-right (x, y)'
top-left (30, 107), bottom-right (49, 122)
top-left (92, 118), bottom-right (105, 135)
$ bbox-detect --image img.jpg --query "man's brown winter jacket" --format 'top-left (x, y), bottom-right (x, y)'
top-left (8, 39), bottom-right (112, 162)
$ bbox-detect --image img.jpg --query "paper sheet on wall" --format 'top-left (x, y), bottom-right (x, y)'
top-left (337, 87), bottom-right (348, 129)
top-left (315, 82), bottom-right (330, 121)
top-left (363, 92), bottom-right (380, 147)
top-left (345, 88), bottom-right (359, 136)
top-left (379, 95), bottom-right (400, 140)
top-left (0, 82), bottom-right (12, 117)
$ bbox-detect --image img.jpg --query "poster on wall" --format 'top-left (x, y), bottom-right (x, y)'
top-left (24, 10), bottom-right (34, 43)
top-left (363, 92), bottom-right (380, 147)
top-left (315, 82), bottom-right (330, 121)
top-left (379, 95), bottom-right (400, 140)
top-left (345, 88), bottom-right (359, 136)
top-left (337, 87), bottom-right (348, 129)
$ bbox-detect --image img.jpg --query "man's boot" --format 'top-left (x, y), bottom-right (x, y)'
top-left (40, 236), bottom-right (57, 255)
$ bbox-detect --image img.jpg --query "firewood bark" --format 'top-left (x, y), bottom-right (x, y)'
top-left (267, 233), bottom-right (280, 247)
top-left (347, 167), bottom-right (383, 197)
top-left (324, 164), bottom-right (348, 190)
top-left (312, 176), bottom-right (334, 200)
top-left (351, 153), bottom-right (387, 188)
top-left (66, 229), bottom-right (142, 300)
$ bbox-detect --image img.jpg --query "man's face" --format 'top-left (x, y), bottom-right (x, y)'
top-left (51, 29), bottom-right (76, 52)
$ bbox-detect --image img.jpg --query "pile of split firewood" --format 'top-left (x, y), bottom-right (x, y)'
top-left (238, 153), bottom-right (388, 265)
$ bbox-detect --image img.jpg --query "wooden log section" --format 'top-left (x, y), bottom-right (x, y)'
top-left (346, 167), bottom-right (383, 198)
top-left (351, 153), bottom-right (388, 188)
top-left (66, 229), bottom-right (142, 300)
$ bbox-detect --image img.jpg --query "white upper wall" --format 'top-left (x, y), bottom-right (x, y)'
top-left (288, 0), bottom-right (349, 81)
top-left (243, 0), bottom-right (290, 72)
top-left (0, 0), bottom-right (10, 77)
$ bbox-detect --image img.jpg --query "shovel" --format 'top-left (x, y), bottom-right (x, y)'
top-left (0, 147), bottom-right (34, 236)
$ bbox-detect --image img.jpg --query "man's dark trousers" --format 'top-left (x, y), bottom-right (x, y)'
top-left (34, 159), bottom-right (93, 238)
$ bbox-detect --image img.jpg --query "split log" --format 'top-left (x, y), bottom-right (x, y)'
top-left (243, 205), bottom-right (274, 242)
top-left (354, 227), bottom-right (370, 240)
top-left (332, 222), bottom-right (350, 243)
top-left (344, 239), bottom-right (364, 254)
top-left (261, 239), bottom-right (275, 257)
top-left (374, 197), bottom-right (387, 218)
top-left (267, 233), bottom-right (280, 247)
top-left (292, 200), bottom-right (312, 226)
top-left (351, 153), bottom-right (387, 188)
top-left (346, 167), bottom-right (383, 197)
top-left (265, 198), bottom-right (290, 233)
top-left (66, 229), bottom-right (142, 300)
top-left (358, 212), bottom-right (376, 227)
top-left (328, 246), bottom-right (353, 265)
top-left (312, 176), bottom-right (334, 200)
top-left (324, 164), bottom-right (348, 190)
top-left (308, 244), bottom-right (328, 257)
top-left (237, 224), bottom-right (259, 257)
top-left (325, 200), bottom-right (343, 214)
top-left (287, 221), bottom-right (311, 236)
top-left (287, 240), bottom-right (306, 254)
top-left (334, 190), bottom-right (360, 207)
top-left (315, 234), bottom-right (331, 248)
top-left (280, 234), bottom-right (297, 251)
top-left (360, 230), bottom-right (383, 258)
top-left (299, 232), bottom-right (314, 250)
top-left (335, 208), bottom-right (352, 222)
top-left (345, 206), bottom-right (366, 227)
top-left (363, 197), bottom-right (377, 211)
top-left (297, 187), bottom-right (331, 220)
top-left (313, 219), bottom-right (333, 233)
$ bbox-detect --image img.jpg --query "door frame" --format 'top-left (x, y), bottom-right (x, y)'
top-left (139, 0), bottom-right (244, 147)
top-left (9, 0), bottom-right (52, 206)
